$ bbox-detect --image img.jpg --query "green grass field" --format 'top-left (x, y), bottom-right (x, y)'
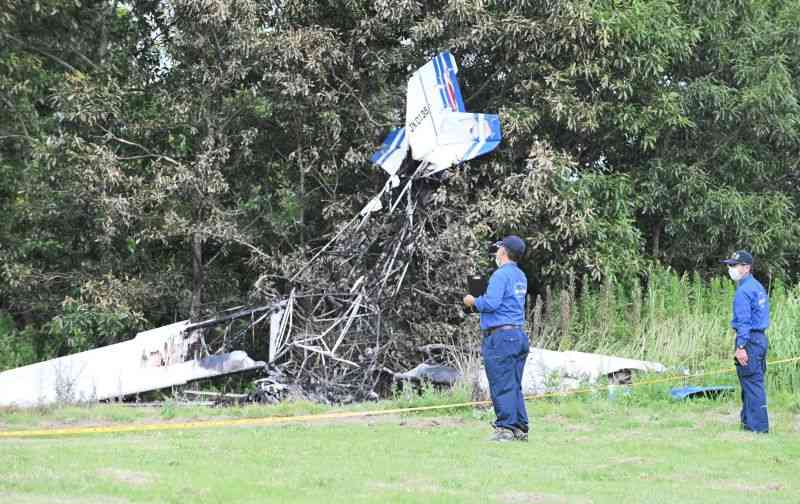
top-left (2, 391), bottom-right (799, 504)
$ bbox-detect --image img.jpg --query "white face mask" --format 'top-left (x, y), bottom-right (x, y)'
top-left (728, 267), bottom-right (742, 282)
top-left (495, 254), bottom-right (502, 268)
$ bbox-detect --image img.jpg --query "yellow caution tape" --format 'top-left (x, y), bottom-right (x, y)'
top-left (1, 356), bottom-right (798, 439)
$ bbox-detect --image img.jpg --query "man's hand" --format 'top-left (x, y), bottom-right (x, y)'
top-left (463, 294), bottom-right (475, 308)
top-left (735, 347), bottom-right (748, 367)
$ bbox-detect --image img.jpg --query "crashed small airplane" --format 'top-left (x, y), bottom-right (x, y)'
top-left (0, 51), bottom-right (504, 407)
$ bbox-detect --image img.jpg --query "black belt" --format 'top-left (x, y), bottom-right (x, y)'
top-left (482, 325), bottom-right (521, 337)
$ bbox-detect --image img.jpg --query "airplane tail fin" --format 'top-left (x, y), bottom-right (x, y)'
top-left (436, 51), bottom-right (465, 113)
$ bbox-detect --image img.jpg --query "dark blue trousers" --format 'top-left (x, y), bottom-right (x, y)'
top-left (735, 332), bottom-right (769, 433)
top-left (482, 328), bottom-right (530, 432)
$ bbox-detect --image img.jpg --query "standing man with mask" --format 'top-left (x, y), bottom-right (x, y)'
top-left (721, 250), bottom-right (770, 433)
top-left (463, 235), bottom-right (529, 442)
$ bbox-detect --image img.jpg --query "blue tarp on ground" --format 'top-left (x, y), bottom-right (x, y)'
top-left (670, 385), bottom-right (736, 400)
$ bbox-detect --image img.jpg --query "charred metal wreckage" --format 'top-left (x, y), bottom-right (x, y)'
top-left (249, 51), bottom-right (504, 402)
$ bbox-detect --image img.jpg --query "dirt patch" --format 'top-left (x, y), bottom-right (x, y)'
top-left (598, 428), bottom-right (646, 442)
top-left (9, 413), bottom-right (168, 431)
top-left (268, 413), bottom-right (473, 431)
top-left (639, 472), bottom-right (691, 483)
top-left (370, 478), bottom-right (444, 494)
top-left (591, 456), bottom-right (646, 471)
top-left (540, 415), bottom-right (595, 433)
top-left (498, 491), bottom-right (592, 503)
top-left (0, 493), bottom-right (133, 504)
top-left (564, 423), bottom-right (594, 433)
top-left (288, 413), bottom-right (471, 429)
top-left (280, 412), bottom-right (403, 428)
top-left (717, 430), bottom-right (764, 442)
top-left (1, 410), bottom-right (479, 439)
top-left (398, 416), bottom-right (468, 429)
top-left (287, 412), bottom-right (469, 428)
top-left (708, 480), bottom-right (785, 493)
top-left (712, 409), bottom-right (742, 426)
top-left (96, 468), bottom-right (155, 487)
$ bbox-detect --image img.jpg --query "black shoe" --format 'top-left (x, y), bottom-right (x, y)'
top-left (511, 428), bottom-right (528, 442)
top-left (489, 428), bottom-right (515, 442)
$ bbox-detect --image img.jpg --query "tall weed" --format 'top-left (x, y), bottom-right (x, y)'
top-left (538, 266), bottom-right (800, 391)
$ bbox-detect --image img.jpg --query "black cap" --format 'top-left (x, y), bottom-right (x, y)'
top-left (494, 235), bottom-right (526, 258)
top-left (721, 250), bottom-right (753, 265)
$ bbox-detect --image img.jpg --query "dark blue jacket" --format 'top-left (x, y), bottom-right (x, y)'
top-left (731, 274), bottom-right (770, 348)
top-left (474, 262), bottom-right (527, 330)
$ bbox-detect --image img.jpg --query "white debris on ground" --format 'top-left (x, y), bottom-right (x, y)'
top-left (477, 348), bottom-right (666, 396)
top-left (0, 321), bottom-right (265, 408)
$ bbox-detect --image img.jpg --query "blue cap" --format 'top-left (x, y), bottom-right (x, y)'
top-left (494, 235), bottom-right (526, 258)
top-left (721, 250), bottom-right (753, 265)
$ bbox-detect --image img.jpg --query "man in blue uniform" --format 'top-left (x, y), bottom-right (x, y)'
top-left (464, 235), bottom-right (529, 442)
top-left (721, 250), bottom-right (770, 433)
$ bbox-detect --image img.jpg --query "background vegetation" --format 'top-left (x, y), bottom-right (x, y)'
top-left (525, 267), bottom-right (800, 390)
top-left (2, 1), bottom-right (799, 385)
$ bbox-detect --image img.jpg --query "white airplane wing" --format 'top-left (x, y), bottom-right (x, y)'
top-left (421, 112), bottom-right (502, 174)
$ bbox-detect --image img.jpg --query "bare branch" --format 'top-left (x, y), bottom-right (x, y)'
top-left (100, 126), bottom-right (182, 166)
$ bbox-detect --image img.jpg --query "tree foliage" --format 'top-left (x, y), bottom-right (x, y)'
top-left (1, 0), bottom-right (799, 365)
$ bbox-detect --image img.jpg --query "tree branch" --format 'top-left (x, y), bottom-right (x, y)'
top-left (329, 68), bottom-right (393, 129)
top-left (100, 126), bottom-right (182, 166)
top-left (2, 34), bottom-right (81, 74)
